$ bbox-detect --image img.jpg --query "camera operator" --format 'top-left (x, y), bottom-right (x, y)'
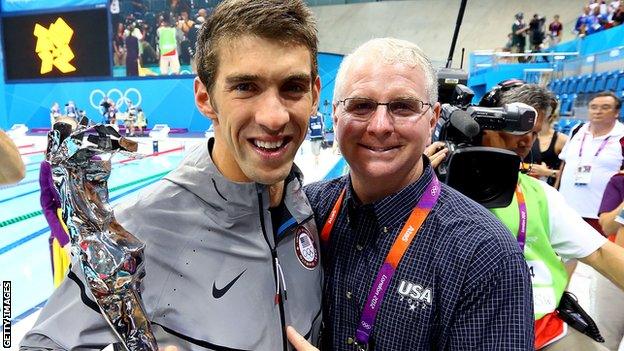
top-left (469, 84), bottom-right (624, 350)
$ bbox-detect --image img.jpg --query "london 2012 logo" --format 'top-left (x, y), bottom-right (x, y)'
top-left (295, 227), bottom-right (319, 270)
top-left (33, 18), bottom-right (76, 75)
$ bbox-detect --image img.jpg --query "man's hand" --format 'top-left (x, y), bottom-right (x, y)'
top-left (286, 326), bottom-right (319, 351)
top-left (159, 346), bottom-right (177, 351)
top-left (424, 141), bottom-right (448, 169)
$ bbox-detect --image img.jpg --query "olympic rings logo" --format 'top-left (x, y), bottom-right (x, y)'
top-left (89, 88), bottom-right (142, 110)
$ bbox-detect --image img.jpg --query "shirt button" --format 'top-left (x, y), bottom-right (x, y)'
top-left (347, 337), bottom-right (354, 345)
top-left (383, 226), bottom-right (388, 233)
top-left (346, 291), bottom-right (352, 299)
top-left (356, 244), bottom-right (364, 251)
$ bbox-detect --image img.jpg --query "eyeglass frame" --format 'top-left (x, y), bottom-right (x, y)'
top-left (335, 97), bottom-right (434, 120)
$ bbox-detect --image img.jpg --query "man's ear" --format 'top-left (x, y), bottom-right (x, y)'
top-left (194, 77), bottom-right (218, 124)
top-left (429, 102), bottom-right (441, 133)
top-left (311, 75), bottom-right (321, 114)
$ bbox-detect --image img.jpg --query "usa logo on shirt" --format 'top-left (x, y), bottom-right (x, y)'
top-left (295, 227), bottom-right (319, 270)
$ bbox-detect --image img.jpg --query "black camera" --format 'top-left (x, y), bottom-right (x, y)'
top-left (432, 84), bottom-right (537, 208)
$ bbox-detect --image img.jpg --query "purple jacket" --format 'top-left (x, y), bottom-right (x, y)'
top-left (39, 161), bottom-right (70, 246)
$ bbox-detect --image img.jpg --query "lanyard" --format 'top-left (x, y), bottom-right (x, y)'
top-left (578, 133), bottom-right (611, 158)
top-left (320, 176), bottom-right (441, 348)
top-left (515, 184), bottom-right (527, 252)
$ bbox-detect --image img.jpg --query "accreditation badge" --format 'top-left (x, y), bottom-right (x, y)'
top-left (574, 164), bottom-right (592, 185)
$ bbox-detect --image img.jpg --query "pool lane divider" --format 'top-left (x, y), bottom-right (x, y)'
top-left (0, 169), bottom-right (172, 229)
top-left (17, 144), bottom-right (35, 149)
top-left (0, 146), bottom-right (184, 199)
top-left (0, 175), bottom-right (166, 255)
top-left (20, 149), bottom-right (45, 156)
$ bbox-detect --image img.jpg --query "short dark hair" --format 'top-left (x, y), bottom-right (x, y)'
top-left (195, 0), bottom-right (318, 91)
top-left (591, 91), bottom-right (622, 110)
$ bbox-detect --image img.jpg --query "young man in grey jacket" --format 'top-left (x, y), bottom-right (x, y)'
top-left (20, 0), bottom-right (322, 350)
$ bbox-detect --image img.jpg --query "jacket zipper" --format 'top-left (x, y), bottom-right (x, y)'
top-left (257, 188), bottom-right (288, 351)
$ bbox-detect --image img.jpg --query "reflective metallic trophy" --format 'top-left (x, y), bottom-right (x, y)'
top-left (46, 120), bottom-right (158, 351)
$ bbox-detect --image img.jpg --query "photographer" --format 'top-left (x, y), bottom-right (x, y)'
top-left (443, 83), bottom-right (624, 350)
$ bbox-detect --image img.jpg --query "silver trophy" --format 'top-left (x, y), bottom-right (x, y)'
top-left (46, 120), bottom-right (158, 351)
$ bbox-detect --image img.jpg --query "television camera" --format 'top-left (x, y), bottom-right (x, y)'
top-left (432, 83), bottom-right (537, 208)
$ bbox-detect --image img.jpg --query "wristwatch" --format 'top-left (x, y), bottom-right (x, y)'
top-left (551, 170), bottom-right (557, 178)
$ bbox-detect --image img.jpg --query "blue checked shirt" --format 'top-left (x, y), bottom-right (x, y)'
top-left (304, 162), bottom-right (534, 350)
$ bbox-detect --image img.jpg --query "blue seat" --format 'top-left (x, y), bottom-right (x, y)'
top-left (586, 73), bottom-right (600, 93)
top-left (606, 70), bottom-right (623, 91)
top-left (616, 71), bottom-right (624, 93)
top-left (579, 74), bottom-right (593, 94)
top-left (569, 76), bottom-right (584, 94)
top-left (560, 93), bottom-right (576, 116)
top-left (593, 72), bottom-right (607, 92)
top-left (563, 77), bottom-right (574, 94)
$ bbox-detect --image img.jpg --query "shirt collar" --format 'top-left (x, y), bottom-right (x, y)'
top-left (344, 157), bottom-right (435, 232)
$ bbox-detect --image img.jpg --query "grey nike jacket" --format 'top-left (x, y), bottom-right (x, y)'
top-left (20, 140), bottom-right (323, 351)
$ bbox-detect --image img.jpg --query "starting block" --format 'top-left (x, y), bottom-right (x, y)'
top-left (149, 124), bottom-right (170, 139)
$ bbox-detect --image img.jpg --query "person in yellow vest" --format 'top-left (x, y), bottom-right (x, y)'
top-left (157, 14), bottom-right (182, 75)
top-left (482, 83), bottom-right (624, 350)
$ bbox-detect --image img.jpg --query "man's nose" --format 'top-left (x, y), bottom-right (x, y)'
top-left (255, 90), bottom-right (289, 132)
top-left (366, 106), bottom-right (394, 135)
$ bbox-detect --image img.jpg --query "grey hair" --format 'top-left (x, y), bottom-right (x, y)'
top-left (499, 84), bottom-right (555, 114)
top-left (333, 38), bottom-right (438, 104)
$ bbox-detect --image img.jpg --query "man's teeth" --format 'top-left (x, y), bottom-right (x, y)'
top-left (254, 140), bottom-right (284, 149)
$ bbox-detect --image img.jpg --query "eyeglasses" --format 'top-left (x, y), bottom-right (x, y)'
top-left (588, 104), bottom-right (616, 111)
top-left (337, 97), bottom-right (432, 120)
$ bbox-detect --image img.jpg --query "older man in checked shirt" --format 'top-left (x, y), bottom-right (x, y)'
top-left (287, 38), bottom-right (533, 350)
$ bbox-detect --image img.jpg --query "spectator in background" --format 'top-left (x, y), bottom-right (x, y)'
top-left (548, 15), bottom-right (563, 47)
top-left (107, 100), bottom-right (118, 127)
top-left (170, 0), bottom-right (191, 17)
top-left (64, 101), bottom-right (78, 119)
top-left (50, 102), bottom-right (61, 126)
top-left (512, 13), bottom-right (529, 62)
top-left (613, 1), bottom-right (624, 25)
top-left (130, 0), bottom-right (147, 18)
top-left (576, 6), bottom-right (592, 35)
top-left (558, 91), bottom-right (624, 235)
top-left (99, 98), bottom-right (112, 123)
top-left (529, 14), bottom-right (546, 52)
top-left (587, 6), bottom-right (607, 34)
top-left (113, 22), bottom-right (126, 67)
top-left (138, 21), bottom-right (158, 65)
top-left (0, 128), bottom-right (25, 185)
top-left (135, 107), bottom-right (147, 136)
top-left (157, 14), bottom-right (181, 75)
top-left (596, 171), bottom-right (624, 350)
top-left (308, 111), bottom-right (324, 165)
top-left (527, 98), bottom-right (568, 186)
top-left (125, 22), bottom-right (140, 77)
top-left (125, 100), bottom-right (137, 137)
top-left (176, 9), bottom-right (195, 65)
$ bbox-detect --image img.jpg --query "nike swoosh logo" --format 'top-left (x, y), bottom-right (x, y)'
top-left (212, 269), bottom-right (247, 299)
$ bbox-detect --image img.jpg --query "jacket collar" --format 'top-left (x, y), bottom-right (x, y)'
top-left (164, 138), bottom-right (311, 223)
